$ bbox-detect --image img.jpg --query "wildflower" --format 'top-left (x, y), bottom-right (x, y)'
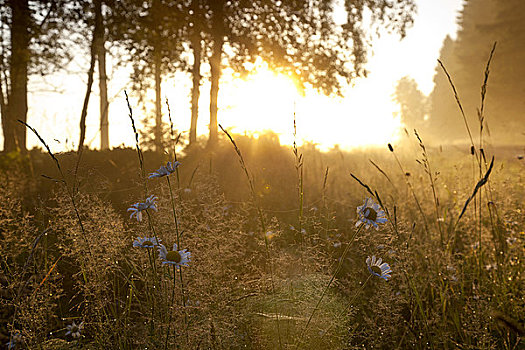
top-left (158, 243), bottom-right (191, 268)
top-left (133, 236), bottom-right (161, 248)
top-left (356, 198), bottom-right (387, 229)
top-left (128, 195), bottom-right (158, 222)
top-left (265, 231), bottom-right (276, 240)
top-left (6, 330), bottom-right (22, 349)
top-left (65, 321), bottom-right (84, 339)
top-left (149, 160), bottom-right (180, 178)
top-left (366, 255), bottom-right (392, 280)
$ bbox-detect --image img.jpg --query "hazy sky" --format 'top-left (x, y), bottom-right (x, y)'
top-left (15, 0), bottom-right (465, 152)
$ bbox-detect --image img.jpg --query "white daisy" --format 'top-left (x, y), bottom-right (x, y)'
top-left (149, 160), bottom-right (181, 178)
top-left (356, 198), bottom-right (388, 229)
top-left (127, 195), bottom-right (158, 221)
top-left (65, 321), bottom-right (84, 339)
top-left (133, 236), bottom-right (161, 248)
top-left (366, 255), bottom-right (392, 281)
top-left (158, 243), bottom-right (191, 268)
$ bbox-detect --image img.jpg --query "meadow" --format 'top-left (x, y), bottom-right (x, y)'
top-left (0, 121), bottom-right (523, 349)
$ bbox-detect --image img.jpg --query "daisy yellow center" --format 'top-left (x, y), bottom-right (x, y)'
top-left (71, 325), bottom-right (79, 332)
top-left (166, 250), bottom-right (182, 263)
top-left (371, 265), bottom-right (382, 275)
top-left (142, 240), bottom-right (154, 247)
top-left (364, 207), bottom-right (378, 221)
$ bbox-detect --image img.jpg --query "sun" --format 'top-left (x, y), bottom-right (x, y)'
top-left (217, 60), bottom-right (403, 151)
top-left (218, 61), bottom-right (297, 139)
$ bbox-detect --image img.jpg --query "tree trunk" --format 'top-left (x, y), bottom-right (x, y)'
top-left (0, 66), bottom-right (8, 146)
top-left (189, 32), bottom-right (201, 145)
top-left (78, 55), bottom-right (96, 153)
top-left (6, 0), bottom-right (30, 152)
top-left (208, 8), bottom-right (224, 148)
top-left (154, 49), bottom-right (162, 153)
top-left (95, 0), bottom-right (109, 150)
top-left (78, 3), bottom-right (100, 154)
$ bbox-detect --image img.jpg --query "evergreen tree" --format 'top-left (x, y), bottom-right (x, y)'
top-left (428, 0), bottom-right (525, 144)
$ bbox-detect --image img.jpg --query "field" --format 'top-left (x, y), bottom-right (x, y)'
top-left (1, 128), bottom-right (524, 349)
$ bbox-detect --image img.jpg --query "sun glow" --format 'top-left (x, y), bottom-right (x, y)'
top-left (24, 59), bottom-right (403, 153)
top-left (216, 61), bottom-right (402, 150)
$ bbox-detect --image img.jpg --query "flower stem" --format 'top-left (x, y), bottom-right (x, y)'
top-left (164, 265), bottom-right (178, 349)
top-left (145, 210), bottom-right (160, 251)
top-left (166, 176), bottom-right (181, 247)
top-left (146, 248), bottom-right (157, 337)
top-left (166, 175), bottom-right (189, 344)
top-left (145, 211), bottom-right (161, 291)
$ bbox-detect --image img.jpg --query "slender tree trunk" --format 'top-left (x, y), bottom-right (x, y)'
top-left (0, 45), bottom-right (9, 145)
top-left (95, 0), bottom-right (109, 150)
top-left (189, 32), bottom-right (201, 145)
top-left (78, 8), bottom-right (99, 153)
top-left (208, 23), bottom-right (224, 147)
top-left (77, 49), bottom-right (96, 160)
top-left (0, 67), bottom-right (8, 144)
top-left (6, 0), bottom-right (30, 152)
top-left (154, 49), bottom-right (162, 152)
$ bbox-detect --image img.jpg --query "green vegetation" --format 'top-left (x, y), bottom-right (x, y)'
top-left (0, 127), bottom-right (523, 348)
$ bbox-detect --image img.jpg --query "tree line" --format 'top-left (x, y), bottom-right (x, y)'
top-left (1, 0), bottom-right (416, 153)
top-left (394, 0), bottom-right (525, 145)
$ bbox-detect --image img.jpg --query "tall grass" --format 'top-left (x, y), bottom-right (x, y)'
top-left (0, 55), bottom-right (523, 349)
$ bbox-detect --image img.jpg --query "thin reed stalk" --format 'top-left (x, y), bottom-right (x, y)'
top-left (165, 98), bottom-right (181, 189)
top-left (414, 131), bottom-right (444, 247)
top-left (437, 60), bottom-right (478, 159)
top-left (475, 43), bottom-right (497, 275)
top-left (219, 124), bottom-right (283, 350)
top-left (124, 91), bottom-right (147, 196)
top-left (164, 264), bottom-right (179, 349)
top-left (293, 110), bottom-right (305, 245)
top-left (18, 121), bottom-right (95, 261)
top-left (321, 166), bottom-right (330, 239)
top-left (165, 175), bottom-right (189, 343)
top-left (387, 144), bottom-right (430, 238)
